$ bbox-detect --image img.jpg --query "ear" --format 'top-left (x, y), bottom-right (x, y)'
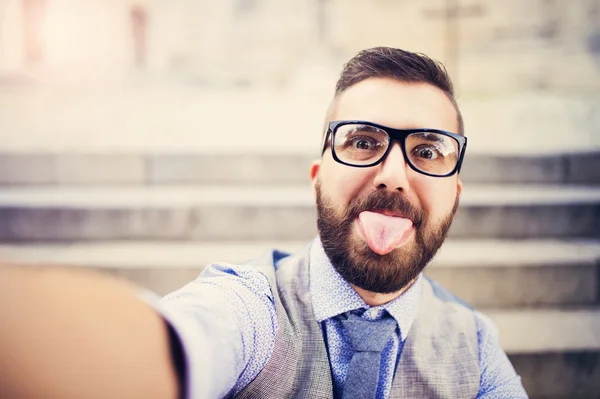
top-left (309, 160), bottom-right (321, 196)
top-left (457, 177), bottom-right (463, 196)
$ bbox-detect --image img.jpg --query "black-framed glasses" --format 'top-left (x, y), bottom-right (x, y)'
top-left (321, 120), bottom-right (468, 177)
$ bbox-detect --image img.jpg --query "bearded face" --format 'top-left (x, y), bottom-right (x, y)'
top-left (316, 180), bottom-right (459, 294)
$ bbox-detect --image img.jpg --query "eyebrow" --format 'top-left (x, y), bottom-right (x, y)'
top-left (349, 125), bottom-right (381, 132)
top-left (407, 132), bottom-right (446, 142)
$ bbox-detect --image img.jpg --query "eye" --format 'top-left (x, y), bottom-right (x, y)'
top-left (345, 136), bottom-right (379, 151)
top-left (413, 145), bottom-right (441, 160)
top-left (353, 137), bottom-right (375, 150)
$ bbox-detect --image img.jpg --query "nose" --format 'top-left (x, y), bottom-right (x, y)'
top-left (372, 143), bottom-right (411, 193)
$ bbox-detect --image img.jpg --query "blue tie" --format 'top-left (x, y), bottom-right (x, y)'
top-left (341, 312), bottom-right (398, 399)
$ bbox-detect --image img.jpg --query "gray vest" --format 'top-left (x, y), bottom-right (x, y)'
top-left (234, 247), bottom-right (480, 399)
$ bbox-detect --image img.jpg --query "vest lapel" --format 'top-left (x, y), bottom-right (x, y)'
top-left (236, 249), bottom-right (480, 399)
top-left (235, 248), bottom-right (334, 399)
top-left (389, 279), bottom-right (480, 399)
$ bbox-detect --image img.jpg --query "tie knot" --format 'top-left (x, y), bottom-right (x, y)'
top-left (341, 312), bottom-right (397, 352)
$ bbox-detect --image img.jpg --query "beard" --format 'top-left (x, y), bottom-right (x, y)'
top-left (315, 181), bottom-right (459, 294)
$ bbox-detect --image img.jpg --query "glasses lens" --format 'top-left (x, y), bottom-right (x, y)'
top-left (406, 132), bottom-right (459, 175)
top-left (333, 124), bottom-right (389, 165)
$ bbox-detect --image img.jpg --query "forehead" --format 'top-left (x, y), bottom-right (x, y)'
top-left (331, 77), bottom-right (459, 133)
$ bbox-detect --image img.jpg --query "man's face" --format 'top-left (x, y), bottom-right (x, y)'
top-left (310, 77), bottom-right (463, 294)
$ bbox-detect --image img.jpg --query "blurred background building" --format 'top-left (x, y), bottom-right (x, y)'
top-left (0, 1), bottom-right (599, 398)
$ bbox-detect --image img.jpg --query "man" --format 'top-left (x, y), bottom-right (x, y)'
top-left (0, 47), bottom-right (528, 399)
top-left (154, 47), bottom-right (528, 398)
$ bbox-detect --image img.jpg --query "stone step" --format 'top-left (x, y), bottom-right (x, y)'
top-left (3, 239), bottom-right (599, 309)
top-left (488, 308), bottom-right (600, 399)
top-left (1, 151), bottom-right (599, 186)
top-left (0, 184), bottom-right (599, 241)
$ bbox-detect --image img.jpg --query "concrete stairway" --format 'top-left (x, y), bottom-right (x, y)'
top-left (1, 151), bottom-right (599, 399)
top-left (2, 0), bottom-right (599, 395)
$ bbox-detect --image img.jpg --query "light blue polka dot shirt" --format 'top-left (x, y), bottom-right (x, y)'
top-left (153, 238), bottom-right (528, 399)
top-left (310, 239), bottom-right (423, 399)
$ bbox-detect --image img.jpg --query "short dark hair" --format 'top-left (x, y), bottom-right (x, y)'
top-left (331, 47), bottom-right (464, 135)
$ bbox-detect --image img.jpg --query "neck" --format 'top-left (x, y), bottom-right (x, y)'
top-left (352, 277), bottom-right (418, 307)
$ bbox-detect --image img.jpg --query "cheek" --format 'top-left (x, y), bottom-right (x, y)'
top-left (321, 162), bottom-right (372, 206)
top-left (416, 179), bottom-right (459, 220)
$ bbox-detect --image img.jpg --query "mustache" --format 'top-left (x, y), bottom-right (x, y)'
top-left (344, 190), bottom-right (426, 227)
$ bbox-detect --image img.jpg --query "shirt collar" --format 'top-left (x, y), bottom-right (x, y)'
top-left (309, 237), bottom-right (422, 340)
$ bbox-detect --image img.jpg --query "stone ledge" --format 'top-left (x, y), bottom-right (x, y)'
top-left (2, 239), bottom-right (599, 308)
top-left (510, 351), bottom-right (600, 399)
top-left (0, 184), bottom-right (598, 241)
top-left (0, 152), bottom-right (598, 185)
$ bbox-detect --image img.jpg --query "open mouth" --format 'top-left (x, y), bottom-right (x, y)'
top-left (376, 209), bottom-right (413, 221)
top-left (355, 211), bottom-right (415, 255)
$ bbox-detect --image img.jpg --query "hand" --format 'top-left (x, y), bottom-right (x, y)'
top-left (0, 264), bottom-right (179, 399)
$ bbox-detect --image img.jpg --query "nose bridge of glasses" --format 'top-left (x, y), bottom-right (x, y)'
top-left (373, 139), bottom-right (412, 192)
top-left (384, 130), bottom-right (410, 164)
top-left (379, 138), bottom-right (410, 173)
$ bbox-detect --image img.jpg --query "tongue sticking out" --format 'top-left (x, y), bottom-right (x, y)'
top-left (358, 211), bottom-right (414, 255)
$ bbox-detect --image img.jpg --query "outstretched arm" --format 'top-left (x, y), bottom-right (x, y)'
top-left (0, 264), bottom-right (180, 399)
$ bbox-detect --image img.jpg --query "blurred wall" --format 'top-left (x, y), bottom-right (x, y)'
top-left (1, 0), bottom-right (599, 93)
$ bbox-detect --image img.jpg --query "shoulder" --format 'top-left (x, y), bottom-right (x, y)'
top-left (420, 276), bottom-right (477, 334)
top-left (158, 260), bottom-right (279, 351)
top-left (155, 253), bottom-right (285, 398)
top-left (424, 275), bottom-right (473, 310)
top-left (419, 275), bottom-right (479, 334)
top-left (199, 261), bottom-right (274, 293)
top-left (422, 279), bottom-right (503, 344)
top-left (421, 277), bottom-right (528, 397)
top-left (163, 248), bottom-right (285, 303)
